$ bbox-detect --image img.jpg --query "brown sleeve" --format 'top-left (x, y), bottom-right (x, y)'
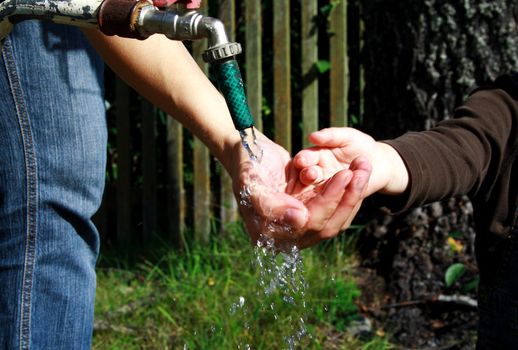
top-left (377, 88), bottom-right (517, 213)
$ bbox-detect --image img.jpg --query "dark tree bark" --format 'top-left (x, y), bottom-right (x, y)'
top-left (363, 0), bottom-right (518, 137)
top-left (357, 1), bottom-right (518, 348)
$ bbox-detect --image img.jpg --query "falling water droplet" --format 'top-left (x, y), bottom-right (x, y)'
top-left (239, 127), bottom-right (263, 162)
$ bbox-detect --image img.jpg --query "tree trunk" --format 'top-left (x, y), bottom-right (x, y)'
top-left (363, 0), bottom-right (518, 137)
top-left (357, 1), bottom-right (518, 348)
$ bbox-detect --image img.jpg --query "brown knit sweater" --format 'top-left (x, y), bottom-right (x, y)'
top-left (379, 74), bottom-right (518, 279)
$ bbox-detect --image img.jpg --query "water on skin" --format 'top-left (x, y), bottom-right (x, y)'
top-left (239, 127), bottom-right (263, 163)
top-left (237, 137), bottom-right (310, 350)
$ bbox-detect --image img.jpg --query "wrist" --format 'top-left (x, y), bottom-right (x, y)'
top-left (376, 142), bottom-right (409, 195)
top-left (218, 132), bottom-right (243, 174)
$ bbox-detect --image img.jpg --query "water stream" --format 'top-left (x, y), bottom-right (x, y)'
top-left (233, 130), bottom-right (310, 349)
top-left (239, 127), bottom-right (263, 163)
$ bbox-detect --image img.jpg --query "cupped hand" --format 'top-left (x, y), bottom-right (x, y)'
top-left (229, 129), bottom-right (372, 250)
top-left (293, 127), bottom-right (390, 197)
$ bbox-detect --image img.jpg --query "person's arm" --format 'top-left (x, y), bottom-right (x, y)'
top-left (294, 127), bottom-right (408, 197)
top-left (83, 30), bottom-right (240, 171)
top-left (381, 87), bottom-right (515, 211)
top-left (83, 30), bottom-right (372, 248)
top-left (294, 87), bottom-right (516, 212)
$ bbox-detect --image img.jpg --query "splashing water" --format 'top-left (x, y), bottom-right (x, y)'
top-left (234, 127), bottom-right (310, 349)
top-left (230, 295), bottom-right (251, 350)
top-left (240, 127), bottom-right (263, 163)
top-left (238, 190), bottom-right (310, 348)
top-left (254, 236), bottom-right (310, 349)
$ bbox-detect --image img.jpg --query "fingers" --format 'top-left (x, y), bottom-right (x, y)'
top-left (299, 165), bottom-right (324, 185)
top-left (308, 127), bottom-right (360, 147)
top-left (239, 153), bottom-right (372, 250)
top-left (296, 156), bottom-right (372, 249)
top-left (295, 127), bottom-right (362, 167)
top-left (243, 169), bottom-right (351, 247)
top-left (293, 149), bottom-right (321, 168)
top-left (247, 188), bottom-right (308, 229)
top-left (303, 169), bottom-right (353, 232)
top-left (317, 157), bottom-right (371, 233)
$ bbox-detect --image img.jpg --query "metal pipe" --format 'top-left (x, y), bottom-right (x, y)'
top-left (137, 6), bottom-right (229, 48)
top-left (0, 0), bottom-right (102, 30)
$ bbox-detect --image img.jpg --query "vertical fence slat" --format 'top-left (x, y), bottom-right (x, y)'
top-left (330, 0), bottom-right (349, 127)
top-left (192, 2), bottom-right (211, 243)
top-left (219, 0), bottom-right (239, 226)
top-left (116, 78), bottom-right (132, 247)
top-left (219, 0), bottom-right (236, 40)
top-left (245, 0), bottom-right (263, 131)
top-left (142, 100), bottom-right (157, 240)
top-left (302, 0), bottom-right (319, 147)
top-left (273, 0), bottom-right (292, 152)
top-left (167, 117), bottom-right (185, 247)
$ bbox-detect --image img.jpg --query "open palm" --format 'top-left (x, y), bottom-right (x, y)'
top-left (229, 129), bottom-right (371, 249)
top-left (293, 127), bottom-right (388, 198)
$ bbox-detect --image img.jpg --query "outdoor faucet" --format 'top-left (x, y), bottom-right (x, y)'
top-left (0, 0), bottom-right (256, 132)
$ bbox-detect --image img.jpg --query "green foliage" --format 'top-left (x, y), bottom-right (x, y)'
top-left (319, 1), bottom-right (342, 18)
top-left (448, 231), bottom-right (463, 239)
top-left (444, 263), bottom-right (466, 287)
top-left (461, 276), bottom-right (480, 293)
top-left (261, 96), bottom-right (272, 117)
top-left (315, 60), bottom-right (331, 74)
top-left (314, 279), bottom-right (361, 331)
top-left (349, 114), bottom-right (360, 126)
top-left (93, 226), bottom-right (391, 349)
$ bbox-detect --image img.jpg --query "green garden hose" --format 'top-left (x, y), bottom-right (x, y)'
top-left (214, 59), bottom-right (255, 131)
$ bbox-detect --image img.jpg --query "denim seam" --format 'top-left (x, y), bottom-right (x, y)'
top-left (2, 37), bottom-right (39, 350)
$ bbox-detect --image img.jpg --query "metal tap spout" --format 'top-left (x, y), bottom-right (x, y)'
top-left (137, 5), bottom-right (229, 49)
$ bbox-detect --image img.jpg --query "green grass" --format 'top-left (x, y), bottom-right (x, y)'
top-left (93, 223), bottom-right (392, 350)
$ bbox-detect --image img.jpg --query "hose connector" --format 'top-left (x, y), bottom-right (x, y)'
top-left (202, 42), bottom-right (241, 63)
top-left (134, 5), bottom-right (255, 131)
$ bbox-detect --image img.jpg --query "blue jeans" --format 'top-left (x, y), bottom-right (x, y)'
top-left (0, 21), bottom-right (106, 349)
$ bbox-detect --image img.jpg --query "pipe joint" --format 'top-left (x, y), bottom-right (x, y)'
top-left (136, 7), bottom-right (240, 62)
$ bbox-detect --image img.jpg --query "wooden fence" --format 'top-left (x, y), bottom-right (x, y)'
top-left (94, 0), bottom-right (358, 248)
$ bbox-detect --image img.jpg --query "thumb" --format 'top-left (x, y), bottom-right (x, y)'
top-left (308, 127), bottom-right (366, 148)
top-left (349, 156), bottom-right (374, 196)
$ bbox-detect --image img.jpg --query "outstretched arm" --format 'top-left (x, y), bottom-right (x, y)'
top-left (295, 87), bottom-right (516, 213)
top-left (83, 31), bottom-right (240, 171)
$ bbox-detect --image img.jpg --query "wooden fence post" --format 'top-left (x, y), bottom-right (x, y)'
top-left (167, 117), bottom-right (186, 247)
top-left (330, 0), bottom-right (349, 127)
top-left (273, 0), bottom-right (292, 152)
top-left (302, 0), bottom-right (319, 147)
top-left (192, 2), bottom-right (211, 244)
top-left (245, 0), bottom-right (263, 131)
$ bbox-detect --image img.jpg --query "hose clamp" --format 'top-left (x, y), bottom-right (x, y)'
top-left (202, 42), bottom-right (242, 63)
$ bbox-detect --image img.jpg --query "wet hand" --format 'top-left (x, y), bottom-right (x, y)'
top-left (230, 130), bottom-right (372, 250)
